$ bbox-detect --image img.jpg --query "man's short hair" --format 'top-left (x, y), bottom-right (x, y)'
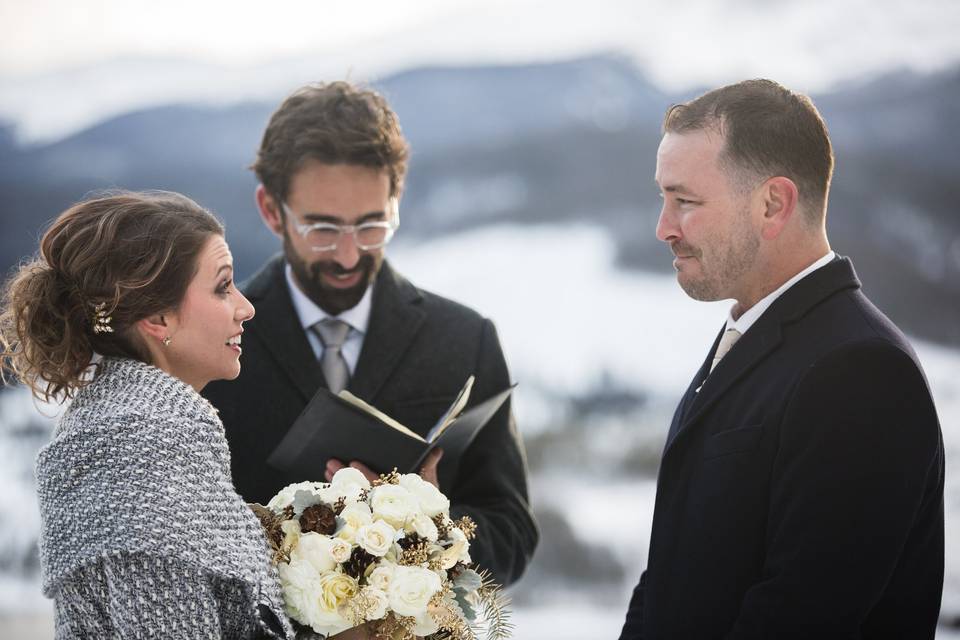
top-left (663, 79), bottom-right (834, 222)
top-left (253, 81), bottom-right (410, 202)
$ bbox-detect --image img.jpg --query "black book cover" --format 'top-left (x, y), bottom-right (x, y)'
top-left (267, 378), bottom-right (513, 477)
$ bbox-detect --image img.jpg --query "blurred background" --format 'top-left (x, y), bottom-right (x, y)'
top-left (1, 0), bottom-right (959, 637)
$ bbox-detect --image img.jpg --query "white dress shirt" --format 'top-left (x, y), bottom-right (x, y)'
top-left (725, 251), bottom-right (836, 336)
top-left (284, 264), bottom-right (373, 374)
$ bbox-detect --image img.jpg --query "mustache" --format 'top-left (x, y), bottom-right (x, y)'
top-left (310, 255), bottom-right (374, 277)
top-left (670, 241), bottom-right (701, 259)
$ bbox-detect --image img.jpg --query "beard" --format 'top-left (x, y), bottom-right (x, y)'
top-left (674, 207), bottom-right (760, 302)
top-left (283, 231), bottom-right (382, 315)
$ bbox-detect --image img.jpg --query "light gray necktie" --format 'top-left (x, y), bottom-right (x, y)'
top-left (710, 328), bottom-right (742, 373)
top-left (313, 318), bottom-right (352, 393)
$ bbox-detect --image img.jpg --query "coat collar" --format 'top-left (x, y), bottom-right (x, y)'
top-left (242, 255), bottom-right (325, 400)
top-left (242, 256), bottom-right (425, 403)
top-left (350, 260), bottom-right (426, 403)
top-left (663, 256), bottom-right (861, 455)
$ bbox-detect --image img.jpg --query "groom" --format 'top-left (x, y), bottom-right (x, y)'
top-left (620, 80), bottom-right (944, 638)
top-left (203, 81), bottom-right (537, 587)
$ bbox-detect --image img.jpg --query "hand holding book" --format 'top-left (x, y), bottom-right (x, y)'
top-left (267, 375), bottom-right (514, 481)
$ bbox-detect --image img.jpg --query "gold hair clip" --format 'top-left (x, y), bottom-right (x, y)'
top-left (91, 302), bottom-right (114, 334)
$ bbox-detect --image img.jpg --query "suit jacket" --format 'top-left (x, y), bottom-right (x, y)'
top-left (620, 257), bottom-right (944, 639)
top-left (203, 256), bottom-right (537, 587)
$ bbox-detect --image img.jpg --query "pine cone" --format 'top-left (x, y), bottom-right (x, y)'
top-left (299, 503), bottom-right (337, 535)
top-left (344, 546), bottom-right (377, 579)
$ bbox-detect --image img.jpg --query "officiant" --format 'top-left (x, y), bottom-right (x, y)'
top-left (203, 81), bottom-right (538, 588)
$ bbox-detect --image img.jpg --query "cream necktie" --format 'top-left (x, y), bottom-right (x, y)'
top-left (313, 318), bottom-right (352, 393)
top-left (710, 328), bottom-right (742, 373)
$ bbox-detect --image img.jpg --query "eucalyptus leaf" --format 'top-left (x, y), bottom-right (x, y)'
top-left (291, 489), bottom-right (324, 516)
top-left (453, 568), bottom-right (483, 593)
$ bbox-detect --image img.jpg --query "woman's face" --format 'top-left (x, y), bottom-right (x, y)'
top-left (163, 235), bottom-right (254, 391)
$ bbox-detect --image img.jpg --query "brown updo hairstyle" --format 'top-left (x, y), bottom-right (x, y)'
top-left (0, 190), bottom-right (224, 402)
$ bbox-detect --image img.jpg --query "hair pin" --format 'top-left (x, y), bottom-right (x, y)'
top-left (91, 302), bottom-right (114, 334)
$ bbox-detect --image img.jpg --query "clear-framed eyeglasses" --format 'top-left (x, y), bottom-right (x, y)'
top-left (282, 197), bottom-right (400, 252)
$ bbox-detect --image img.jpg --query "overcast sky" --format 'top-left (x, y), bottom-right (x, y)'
top-left (2, 0), bottom-right (959, 141)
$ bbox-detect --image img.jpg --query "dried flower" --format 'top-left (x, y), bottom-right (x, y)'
top-left (299, 502), bottom-right (337, 535)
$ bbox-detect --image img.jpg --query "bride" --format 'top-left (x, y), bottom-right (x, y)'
top-left (0, 191), bottom-right (294, 638)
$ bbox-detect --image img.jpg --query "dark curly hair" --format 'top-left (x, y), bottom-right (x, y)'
top-left (0, 190), bottom-right (223, 401)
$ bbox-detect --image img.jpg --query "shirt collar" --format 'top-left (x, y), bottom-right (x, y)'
top-left (284, 262), bottom-right (373, 334)
top-left (727, 251), bottom-right (836, 335)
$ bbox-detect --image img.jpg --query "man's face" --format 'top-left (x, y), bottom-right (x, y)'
top-left (280, 160), bottom-right (393, 315)
top-left (655, 129), bottom-right (761, 304)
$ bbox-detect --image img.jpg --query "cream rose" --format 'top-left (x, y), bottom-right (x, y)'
top-left (399, 473), bottom-right (450, 517)
top-left (357, 520), bottom-right (397, 557)
top-left (361, 587), bottom-right (390, 620)
top-left (369, 484), bottom-right (419, 528)
top-left (336, 502), bottom-right (373, 542)
top-left (387, 565), bottom-right (443, 617)
top-left (308, 571), bottom-right (358, 636)
top-left (329, 537), bottom-right (353, 564)
top-left (293, 532), bottom-right (338, 574)
top-left (367, 562), bottom-right (397, 592)
top-left (409, 512), bottom-right (439, 542)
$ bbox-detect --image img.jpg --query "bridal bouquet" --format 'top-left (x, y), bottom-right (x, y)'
top-left (252, 468), bottom-right (511, 639)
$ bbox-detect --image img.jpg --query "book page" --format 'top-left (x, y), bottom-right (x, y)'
top-left (338, 390), bottom-right (426, 442)
top-left (426, 375), bottom-right (474, 443)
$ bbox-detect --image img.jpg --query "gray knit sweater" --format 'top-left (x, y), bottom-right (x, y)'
top-left (36, 358), bottom-right (294, 639)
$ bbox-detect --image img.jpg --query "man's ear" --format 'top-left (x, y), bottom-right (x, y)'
top-left (759, 176), bottom-right (799, 241)
top-left (256, 185), bottom-right (285, 237)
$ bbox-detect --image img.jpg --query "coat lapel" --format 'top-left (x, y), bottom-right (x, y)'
top-left (242, 256), bottom-right (326, 401)
top-left (349, 261), bottom-right (426, 403)
top-left (663, 257), bottom-right (861, 457)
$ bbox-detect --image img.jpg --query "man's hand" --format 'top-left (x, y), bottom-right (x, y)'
top-left (325, 458), bottom-right (379, 483)
top-left (324, 448), bottom-right (443, 487)
top-left (419, 448), bottom-right (443, 488)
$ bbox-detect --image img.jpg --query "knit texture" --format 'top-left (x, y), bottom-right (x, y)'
top-left (36, 357), bottom-right (294, 639)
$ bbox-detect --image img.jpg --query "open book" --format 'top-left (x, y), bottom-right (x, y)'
top-left (266, 376), bottom-right (514, 477)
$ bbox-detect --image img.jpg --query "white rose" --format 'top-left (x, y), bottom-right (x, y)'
top-left (357, 520), bottom-right (397, 557)
top-left (361, 587), bottom-right (390, 621)
top-left (367, 561), bottom-right (397, 592)
top-left (267, 481), bottom-right (328, 511)
top-left (277, 556), bottom-right (321, 625)
top-left (293, 532), bottom-right (338, 574)
top-left (410, 512), bottom-right (439, 542)
top-left (331, 467), bottom-right (372, 503)
top-left (387, 565), bottom-right (443, 617)
top-left (336, 502), bottom-right (373, 542)
top-left (370, 484), bottom-right (419, 528)
top-left (399, 473), bottom-right (450, 517)
top-left (329, 537), bottom-right (353, 564)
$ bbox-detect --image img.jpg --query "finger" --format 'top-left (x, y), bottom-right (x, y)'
top-left (348, 460), bottom-right (380, 482)
top-left (422, 447), bottom-right (443, 468)
top-left (419, 448), bottom-right (443, 487)
top-left (325, 458), bottom-right (345, 482)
